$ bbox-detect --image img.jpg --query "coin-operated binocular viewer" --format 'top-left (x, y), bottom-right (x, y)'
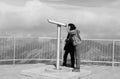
top-left (47, 19), bottom-right (66, 70)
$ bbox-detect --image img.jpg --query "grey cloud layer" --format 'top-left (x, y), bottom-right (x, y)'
top-left (0, 0), bottom-right (120, 38)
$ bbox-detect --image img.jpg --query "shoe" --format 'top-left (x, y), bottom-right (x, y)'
top-left (71, 65), bottom-right (75, 68)
top-left (72, 68), bottom-right (80, 72)
top-left (62, 63), bottom-right (67, 66)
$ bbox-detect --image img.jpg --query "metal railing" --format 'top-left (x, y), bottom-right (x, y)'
top-left (0, 37), bottom-right (64, 64)
top-left (0, 36), bottom-right (120, 67)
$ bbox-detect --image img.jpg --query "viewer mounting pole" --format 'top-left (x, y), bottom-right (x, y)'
top-left (47, 19), bottom-right (66, 70)
top-left (56, 25), bottom-right (61, 70)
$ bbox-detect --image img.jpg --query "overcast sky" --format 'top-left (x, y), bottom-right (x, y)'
top-left (0, 0), bottom-right (120, 39)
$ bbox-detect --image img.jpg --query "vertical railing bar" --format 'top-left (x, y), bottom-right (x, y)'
top-left (112, 40), bottom-right (115, 67)
top-left (13, 36), bottom-right (16, 65)
top-left (61, 37), bottom-right (65, 63)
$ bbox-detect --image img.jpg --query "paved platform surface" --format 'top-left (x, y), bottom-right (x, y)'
top-left (0, 64), bottom-right (120, 79)
top-left (21, 65), bottom-right (91, 79)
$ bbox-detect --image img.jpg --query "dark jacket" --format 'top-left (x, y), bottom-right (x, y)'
top-left (64, 33), bottom-right (74, 51)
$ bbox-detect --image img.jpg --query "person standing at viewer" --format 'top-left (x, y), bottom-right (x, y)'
top-left (62, 31), bottom-right (75, 68)
top-left (67, 23), bottom-right (82, 72)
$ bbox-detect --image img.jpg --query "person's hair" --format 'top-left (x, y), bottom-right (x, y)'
top-left (68, 23), bottom-right (76, 30)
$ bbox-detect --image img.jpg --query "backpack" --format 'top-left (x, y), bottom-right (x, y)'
top-left (72, 30), bottom-right (81, 46)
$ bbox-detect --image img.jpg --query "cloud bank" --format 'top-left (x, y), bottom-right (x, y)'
top-left (0, 0), bottom-right (120, 39)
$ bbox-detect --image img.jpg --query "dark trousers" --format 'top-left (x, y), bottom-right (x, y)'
top-left (63, 50), bottom-right (75, 67)
top-left (74, 44), bottom-right (81, 69)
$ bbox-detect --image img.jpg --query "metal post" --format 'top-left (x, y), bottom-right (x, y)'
top-left (56, 25), bottom-right (61, 70)
top-left (61, 37), bottom-right (65, 63)
top-left (112, 40), bottom-right (115, 67)
top-left (13, 36), bottom-right (16, 65)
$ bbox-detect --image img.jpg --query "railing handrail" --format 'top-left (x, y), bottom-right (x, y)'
top-left (0, 36), bottom-right (120, 41)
